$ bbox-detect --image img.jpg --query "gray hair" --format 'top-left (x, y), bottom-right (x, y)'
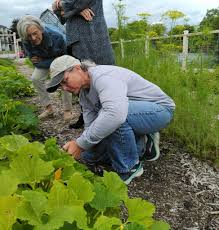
top-left (17, 15), bottom-right (44, 40)
top-left (60, 59), bottom-right (96, 74)
top-left (80, 59), bottom-right (96, 71)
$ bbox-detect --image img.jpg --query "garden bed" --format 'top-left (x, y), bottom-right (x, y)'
top-left (17, 59), bottom-right (219, 229)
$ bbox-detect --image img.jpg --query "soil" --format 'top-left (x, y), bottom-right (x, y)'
top-left (16, 59), bottom-right (219, 230)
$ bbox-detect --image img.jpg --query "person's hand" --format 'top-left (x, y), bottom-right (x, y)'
top-left (63, 140), bottom-right (83, 160)
top-left (55, 0), bottom-right (62, 9)
top-left (80, 8), bottom-right (95, 21)
top-left (31, 56), bottom-right (42, 64)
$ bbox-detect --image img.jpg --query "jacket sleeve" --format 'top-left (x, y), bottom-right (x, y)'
top-left (34, 58), bottom-right (54, 69)
top-left (53, 7), bottom-right (66, 25)
top-left (34, 34), bottom-right (66, 69)
top-left (61, 0), bottom-right (94, 18)
top-left (23, 43), bottom-right (32, 59)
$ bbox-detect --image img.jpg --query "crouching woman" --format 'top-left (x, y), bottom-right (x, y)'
top-left (17, 15), bottom-right (73, 121)
top-left (47, 55), bottom-right (175, 184)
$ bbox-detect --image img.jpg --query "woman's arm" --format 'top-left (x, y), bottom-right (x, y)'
top-left (61, 0), bottom-right (94, 18)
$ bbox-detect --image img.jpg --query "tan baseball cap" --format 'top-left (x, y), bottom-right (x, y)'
top-left (47, 55), bottom-right (81, 93)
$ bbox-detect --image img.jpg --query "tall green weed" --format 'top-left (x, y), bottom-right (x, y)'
top-left (115, 46), bottom-right (219, 163)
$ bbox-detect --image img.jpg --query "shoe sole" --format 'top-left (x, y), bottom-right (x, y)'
top-left (146, 132), bottom-right (160, 161)
top-left (124, 166), bottom-right (144, 185)
top-left (38, 113), bottom-right (54, 119)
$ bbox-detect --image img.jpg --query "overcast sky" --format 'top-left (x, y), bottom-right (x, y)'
top-left (0, 0), bottom-right (219, 28)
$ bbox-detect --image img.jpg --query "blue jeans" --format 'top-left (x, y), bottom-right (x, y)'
top-left (81, 100), bottom-right (174, 173)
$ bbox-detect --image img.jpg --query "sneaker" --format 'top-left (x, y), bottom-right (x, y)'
top-left (119, 162), bottom-right (143, 185)
top-left (64, 111), bottom-right (74, 122)
top-left (38, 109), bottom-right (54, 119)
top-left (143, 132), bottom-right (160, 161)
top-left (69, 113), bottom-right (84, 129)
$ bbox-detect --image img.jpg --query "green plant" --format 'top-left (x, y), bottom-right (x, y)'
top-left (115, 45), bottom-right (219, 163)
top-left (0, 58), bottom-right (14, 67)
top-left (0, 65), bottom-right (34, 98)
top-left (0, 94), bottom-right (38, 137)
top-left (24, 58), bottom-right (34, 68)
top-left (0, 135), bottom-right (170, 230)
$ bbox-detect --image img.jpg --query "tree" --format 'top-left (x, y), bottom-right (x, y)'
top-left (199, 8), bottom-right (219, 59)
top-left (168, 24), bottom-right (196, 35)
top-left (199, 8), bottom-right (219, 30)
top-left (150, 23), bottom-right (166, 36)
top-left (125, 20), bottom-right (148, 39)
top-left (10, 18), bottom-right (19, 38)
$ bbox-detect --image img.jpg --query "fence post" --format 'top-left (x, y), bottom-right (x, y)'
top-left (182, 30), bottom-right (189, 70)
top-left (120, 39), bottom-right (124, 59)
top-left (13, 32), bottom-right (18, 59)
top-left (144, 35), bottom-right (149, 58)
top-left (0, 36), bottom-right (2, 51)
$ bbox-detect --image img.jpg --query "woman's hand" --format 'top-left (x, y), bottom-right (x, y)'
top-left (63, 140), bottom-right (83, 160)
top-left (80, 8), bottom-right (95, 21)
top-left (31, 56), bottom-right (42, 64)
top-left (55, 0), bottom-right (62, 9)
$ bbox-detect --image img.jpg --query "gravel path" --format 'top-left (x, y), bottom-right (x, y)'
top-left (16, 59), bottom-right (219, 230)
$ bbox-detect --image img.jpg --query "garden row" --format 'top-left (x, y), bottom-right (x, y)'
top-left (0, 59), bottom-right (170, 229)
top-left (0, 58), bottom-right (38, 137)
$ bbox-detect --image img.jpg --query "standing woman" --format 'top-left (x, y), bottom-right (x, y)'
top-left (53, 0), bottom-right (115, 64)
top-left (17, 15), bottom-right (73, 121)
top-left (52, 0), bottom-right (115, 128)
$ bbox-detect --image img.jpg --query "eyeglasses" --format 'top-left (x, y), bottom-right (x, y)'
top-left (60, 69), bottom-right (72, 86)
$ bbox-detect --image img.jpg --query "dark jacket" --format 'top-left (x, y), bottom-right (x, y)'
top-left (57, 0), bottom-right (115, 65)
top-left (23, 26), bottom-right (66, 69)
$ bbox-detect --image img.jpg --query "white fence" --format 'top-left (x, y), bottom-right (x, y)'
top-left (0, 33), bottom-right (20, 59)
top-left (112, 29), bottom-right (219, 70)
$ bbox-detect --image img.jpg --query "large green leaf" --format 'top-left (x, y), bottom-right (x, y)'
top-left (124, 222), bottom-right (147, 230)
top-left (46, 181), bottom-right (79, 212)
top-left (10, 155), bottom-right (54, 184)
top-left (17, 201), bottom-right (42, 226)
top-left (0, 195), bottom-right (20, 230)
top-left (102, 171), bottom-right (128, 201)
top-left (0, 135), bottom-right (29, 152)
top-left (0, 170), bottom-right (19, 196)
top-left (17, 185), bottom-right (88, 230)
top-left (61, 166), bottom-right (77, 182)
top-left (22, 190), bottom-right (48, 219)
top-left (43, 138), bottom-right (63, 161)
top-left (0, 135), bottom-right (29, 159)
top-left (45, 181), bottom-right (87, 230)
top-left (35, 206), bottom-right (88, 230)
top-left (94, 215), bottom-right (121, 230)
top-left (89, 183), bottom-right (121, 211)
top-left (68, 172), bottom-right (95, 203)
top-left (126, 198), bottom-right (155, 227)
top-left (16, 142), bottom-right (45, 157)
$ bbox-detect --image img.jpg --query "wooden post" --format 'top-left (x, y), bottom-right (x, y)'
top-left (144, 35), bottom-right (149, 58)
top-left (13, 32), bottom-right (18, 59)
top-left (182, 30), bottom-right (189, 71)
top-left (120, 39), bottom-right (124, 59)
top-left (0, 35), bottom-right (2, 51)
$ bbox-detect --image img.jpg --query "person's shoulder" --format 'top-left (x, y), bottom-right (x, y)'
top-left (45, 26), bottom-right (64, 37)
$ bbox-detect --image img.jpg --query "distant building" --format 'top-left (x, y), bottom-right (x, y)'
top-left (0, 25), bottom-right (13, 52)
top-left (40, 9), bottom-right (65, 35)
